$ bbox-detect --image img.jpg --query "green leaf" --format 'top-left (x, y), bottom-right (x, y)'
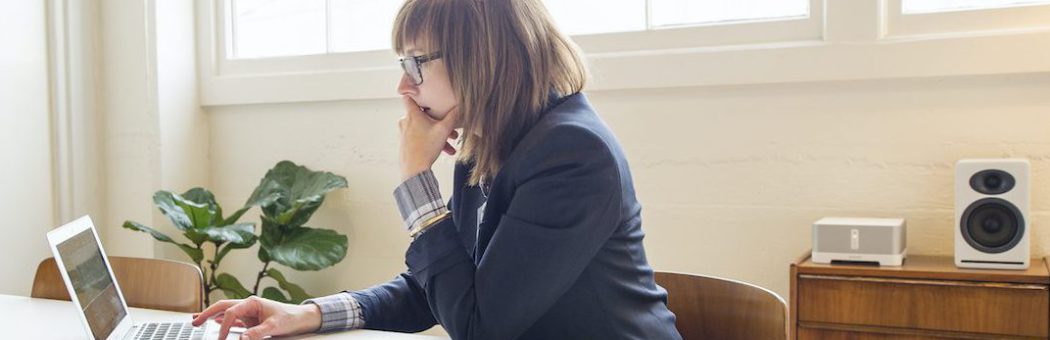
top-left (173, 193), bottom-right (215, 229)
top-left (263, 226), bottom-right (347, 271)
top-left (214, 203), bottom-right (225, 226)
top-left (275, 202), bottom-right (303, 225)
top-left (243, 192), bottom-right (281, 214)
top-left (215, 273), bottom-right (253, 299)
top-left (209, 222), bottom-right (258, 264)
top-left (255, 217), bottom-right (277, 265)
top-left (153, 191), bottom-right (194, 230)
top-left (181, 187), bottom-right (218, 210)
top-left (259, 218), bottom-right (280, 250)
top-left (266, 268), bottom-right (311, 303)
top-left (274, 199), bottom-right (327, 227)
top-left (244, 161), bottom-right (347, 226)
top-left (261, 287), bottom-right (289, 303)
top-left (222, 206), bottom-right (253, 226)
top-left (122, 221), bottom-right (203, 263)
top-left (216, 239), bottom-right (255, 264)
top-left (202, 223), bottom-right (256, 245)
top-left (183, 228), bottom-right (208, 246)
top-left (154, 190), bottom-right (217, 230)
top-left (257, 247), bottom-right (271, 263)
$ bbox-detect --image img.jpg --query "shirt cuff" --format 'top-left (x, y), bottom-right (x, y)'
top-left (393, 169), bottom-right (448, 233)
top-left (302, 292), bottom-right (365, 333)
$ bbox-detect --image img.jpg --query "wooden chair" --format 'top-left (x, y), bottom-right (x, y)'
top-left (655, 271), bottom-right (787, 340)
top-left (32, 256), bottom-right (204, 313)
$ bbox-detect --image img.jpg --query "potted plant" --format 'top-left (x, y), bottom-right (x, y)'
top-left (124, 160), bottom-right (349, 304)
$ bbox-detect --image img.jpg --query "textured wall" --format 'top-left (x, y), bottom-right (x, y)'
top-left (205, 73), bottom-right (1050, 310)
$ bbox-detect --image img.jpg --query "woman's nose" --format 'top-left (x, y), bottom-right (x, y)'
top-left (397, 72), bottom-right (418, 96)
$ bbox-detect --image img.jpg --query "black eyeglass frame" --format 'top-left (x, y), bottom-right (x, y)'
top-left (399, 52), bottom-right (442, 85)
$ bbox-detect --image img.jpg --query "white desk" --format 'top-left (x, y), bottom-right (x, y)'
top-left (0, 294), bottom-right (446, 339)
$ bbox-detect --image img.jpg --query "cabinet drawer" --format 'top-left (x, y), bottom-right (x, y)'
top-left (797, 275), bottom-right (1049, 337)
top-left (799, 326), bottom-right (976, 340)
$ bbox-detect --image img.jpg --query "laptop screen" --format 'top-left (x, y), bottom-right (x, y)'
top-left (55, 228), bottom-right (128, 339)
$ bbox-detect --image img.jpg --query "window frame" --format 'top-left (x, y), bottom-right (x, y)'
top-left (886, 0), bottom-right (1050, 37)
top-left (196, 0), bottom-right (1050, 106)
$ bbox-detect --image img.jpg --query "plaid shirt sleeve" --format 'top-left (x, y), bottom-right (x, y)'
top-left (302, 292), bottom-right (365, 332)
top-left (393, 169), bottom-right (448, 234)
top-left (298, 171), bottom-right (446, 332)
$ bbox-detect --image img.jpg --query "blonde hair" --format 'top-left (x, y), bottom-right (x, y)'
top-left (393, 0), bottom-right (588, 186)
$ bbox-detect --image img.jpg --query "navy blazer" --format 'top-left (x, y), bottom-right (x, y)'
top-left (349, 93), bottom-right (682, 340)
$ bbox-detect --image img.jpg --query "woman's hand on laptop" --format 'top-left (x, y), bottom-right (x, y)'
top-left (191, 296), bottom-right (322, 340)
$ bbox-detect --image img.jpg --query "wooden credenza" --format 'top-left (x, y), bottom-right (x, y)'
top-left (790, 254), bottom-right (1050, 339)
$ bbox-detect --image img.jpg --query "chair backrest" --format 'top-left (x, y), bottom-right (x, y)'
top-left (32, 256), bottom-right (204, 313)
top-left (655, 271), bottom-right (787, 340)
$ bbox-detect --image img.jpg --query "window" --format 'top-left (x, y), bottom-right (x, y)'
top-left (328, 0), bottom-right (403, 53)
top-left (541, 1), bottom-right (646, 36)
top-left (902, 0), bottom-right (1050, 14)
top-left (197, 0), bottom-right (1050, 106)
top-left (228, 0), bottom-right (402, 59)
top-left (226, 0), bottom-right (812, 59)
top-left (230, 0), bottom-right (325, 59)
top-left (649, 0), bottom-right (808, 28)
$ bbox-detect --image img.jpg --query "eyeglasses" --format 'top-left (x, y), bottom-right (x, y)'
top-left (399, 52), bottom-right (442, 85)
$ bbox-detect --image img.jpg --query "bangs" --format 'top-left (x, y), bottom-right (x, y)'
top-left (391, 0), bottom-right (448, 55)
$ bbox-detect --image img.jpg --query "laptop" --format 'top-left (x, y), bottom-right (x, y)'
top-left (46, 216), bottom-right (216, 340)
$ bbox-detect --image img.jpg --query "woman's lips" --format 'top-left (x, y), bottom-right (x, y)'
top-left (421, 106), bottom-right (437, 118)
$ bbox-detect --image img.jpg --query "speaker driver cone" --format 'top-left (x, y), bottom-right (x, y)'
top-left (960, 197), bottom-right (1024, 254)
top-left (970, 169), bottom-right (1016, 195)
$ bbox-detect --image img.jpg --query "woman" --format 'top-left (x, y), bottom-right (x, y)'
top-left (192, 0), bottom-right (680, 339)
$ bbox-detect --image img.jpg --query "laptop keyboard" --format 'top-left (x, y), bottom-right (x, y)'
top-left (133, 322), bottom-right (203, 340)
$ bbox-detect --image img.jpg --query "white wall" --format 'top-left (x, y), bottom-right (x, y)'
top-left (99, 0), bottom-right (161, 257)
top-left (63, 0), bottom-right (107, 236)
top-left (0, 0), bottom-right (56, 296)
top-left (205, 73), bottom-right (1050, 305)
top-left (0, 0), bottom-right (206, 296)
top-left (99, 0), bottom-right (209, 259)
top-left (155, 0), bottom-right (210, 260)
